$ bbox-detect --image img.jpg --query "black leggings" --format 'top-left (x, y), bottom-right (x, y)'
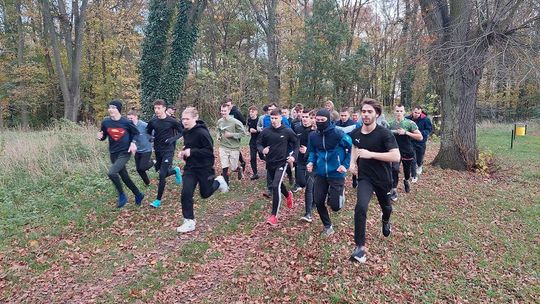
top-left (135, 151), bottom-right (153, 185)
top-left (267, 163), bottom-right (289, 216)
top-left (313, 176), bottom-right (345, 227)
top-left (154, 151), bottom-right (176, 200)
top-left (181, 167), bottom-right (220, 219)
top-left (354, 179), bottom-right (392, 246)
top-left (391, 158), bottom-right (414, 188)
top-left (108, 152), bottom-right (141, 196)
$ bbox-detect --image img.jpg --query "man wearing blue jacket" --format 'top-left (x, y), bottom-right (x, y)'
top-left (406, 105), bottom-right (433, 180)
top-left (307, 109), bottom-right (352, 236)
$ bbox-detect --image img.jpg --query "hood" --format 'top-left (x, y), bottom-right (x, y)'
top-left (186, 120), bottom-right (209, 132)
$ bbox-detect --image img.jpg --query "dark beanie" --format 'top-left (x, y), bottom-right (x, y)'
top-left (316, 108), bottom-right (331, 120)
top-left (109, 100), bottom-right (123, 113)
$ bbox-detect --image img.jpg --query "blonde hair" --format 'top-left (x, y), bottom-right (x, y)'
top-left (183, 107), bottom-right (199, 118)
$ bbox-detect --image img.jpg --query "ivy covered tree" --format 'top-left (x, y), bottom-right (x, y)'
top-left (140, 0), bottom-right (207, 119)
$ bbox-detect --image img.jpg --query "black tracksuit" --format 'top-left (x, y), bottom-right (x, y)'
top-left (293, 123), bottom-right (316, 216)
top-left (180, 120), bottom-right (220, 220)
top-left (247, 116), bottom-right (265, 176)
top-left (257, 125), bottom-right (299, 216)
top-left (147, 116), bottom-right (184, 200)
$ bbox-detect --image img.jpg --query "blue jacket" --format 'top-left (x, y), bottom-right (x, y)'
top-left (262, 115), bottom-right (291, 129)
top-left (406, 113), bottom-right (432, 144)
top-left (307, 124), bottom-right (352, 179)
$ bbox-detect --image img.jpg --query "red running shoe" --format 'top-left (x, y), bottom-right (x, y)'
top-left (286, 191), bottom-right (293, 208)
top-left (267, 215), bottom-right (278, 226)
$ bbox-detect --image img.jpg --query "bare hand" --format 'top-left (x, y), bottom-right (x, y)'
top-left (337, 165), bottom-right (347, 173)
top-left (299, 145), bottom-right (307, 154)
top-left (358, 149), bottom-right (372, 159)
top-left (287, 156), bottom-right (295, 165)
top-left (262, 147), bottom-right (270, 155)
top-left (397, 128), bottom-right (406, 135)
top-left (128, 142), bottom-right (137, 155)
top-left (179, 148), bottom-right (191, 159)
top-left (223, 131), bottom-right (233, 138)
top-left (307, 163), bottom-right (313, 173)
top-left (97, 131), bottom-right (104, 140)
top-left (250, 128), bottom-right (257, 134)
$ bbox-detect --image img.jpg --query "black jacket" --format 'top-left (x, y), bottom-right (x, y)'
top-left (293, 123), bottom-right (315, 165)
top-left (247, 116), bottom-right (260, 147)
top-left (257, 125), bottom-right (299, 168)
top-left (146, 116), bottom-right (183, 152)
top-left (181, 120), bottom-right (214, 170)
top-left (230, 106), bottom-right (246, 125)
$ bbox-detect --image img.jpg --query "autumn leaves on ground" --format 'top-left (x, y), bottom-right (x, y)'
top-left (0, 121), bottom-right (538, 303)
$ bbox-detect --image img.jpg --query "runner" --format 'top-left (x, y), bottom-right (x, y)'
top-left (388, 104), bottom-right (423, 200)
top-left (223, 96), bottom-right (247, 173)
top-left (247, 105), bottom-right (265, 180)
top-left (146, 99), bottom-right (184, 208)
top-left (293, 109), bottom-right (316, 222)
top-left (307, 109), bottom-right (352, 236)
top-left (406, 105), bottom-right (432, 182)
top-left (348, 98), bottom-right (400, 262)
top-left (257, 109), bottom-right (299, 226)
top-left (176, 107), bottom-right (229, 233)
top-left (216, 102), bottom-right (246, 185)
top-left (127, 109), bottom-right (154, 186)
top-left (97, 100), bottom-right (144, 208)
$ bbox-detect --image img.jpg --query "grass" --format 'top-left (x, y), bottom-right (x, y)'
top-left (0, 121), bottom-right (539, 302)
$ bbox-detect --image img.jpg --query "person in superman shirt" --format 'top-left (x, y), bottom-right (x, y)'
top-left (97, 99), bottom-right (144, 208)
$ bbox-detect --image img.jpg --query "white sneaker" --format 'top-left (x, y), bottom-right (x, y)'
top-left (411, 176), bottom-right (418, 183)
top-left (215, 175), bottom-right (229, 193)
top-left (417, 166), bottom-right (423, 175)
top-left (176, 219), bottom-right (196, 233)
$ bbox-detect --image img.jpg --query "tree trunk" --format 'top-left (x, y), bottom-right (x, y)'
top-left (16, 0), bottom-right (29, 129)
top-left (265, 0), bottom-right (280, 103)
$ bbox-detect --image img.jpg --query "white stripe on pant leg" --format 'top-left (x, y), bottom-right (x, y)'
top-left (275, 163), bottom-right (289, 216)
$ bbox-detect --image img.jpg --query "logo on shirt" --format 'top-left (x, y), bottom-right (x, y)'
top-left (355, 138), bottom-right (360, 143)
top-left (107, 128), bottom-right (126, 141)
top-left (280, 135), bottom-right (284, 138)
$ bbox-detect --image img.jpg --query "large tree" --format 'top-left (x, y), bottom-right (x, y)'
top-left (139, 0), bottom-right (206, 119)
top-left (419, 0), bottom-right (539, 170)
top-left (41, 0), bottom-right (88, 122)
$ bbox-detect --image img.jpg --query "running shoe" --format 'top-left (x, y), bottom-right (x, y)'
top-left (267, 215), bottom-right (278, 226)
top-left (417, 166), bottom-right (423, 175)
top-left (382, 220), bottom-right (391, 237)
top-left (390, 189), bottom-right (398, 202)
top-left (250, 174), bottom-right (259, 180)
top-left (135, 193), bottom-right (145, 206)
top-left (411, 176), bottom-right (418, 183)
top-left (349, 246), bottom-right (367, 263)
top-left (300, 215), bottom-right (313, 223)
top-left (215, 176), bottom-right (229, 193)
top-left (404, 179), bottom-right (411, 193)
top-left (176, 219), bottom-right (196, 233)
top-left (174, 166), bottom-right (182, 185)
top-left (150, 199), bottom-right (161, 208)
top-left (117, 193), bottom-right (128, 208)
top-left (286, 191), bottom-right (293, 208)
top-left (321, 225), bottom-right (335, 237)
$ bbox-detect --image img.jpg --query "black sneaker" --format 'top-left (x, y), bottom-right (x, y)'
top-left (404, 179), bottom-right (410, 193)
top-left (382, 220), bottom-right (391, 237)
top-left (349, 246), bottom-right (367, 263)
top-left (389, 189), bottom-right (398, 202)
top-left (250, 174), bottom-right (259, 180)
top-left (241, 161), bottom-right (246, 173)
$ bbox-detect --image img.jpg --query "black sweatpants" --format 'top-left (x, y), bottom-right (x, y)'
top-left (267, 163), bottom-right (289, 216)
top-left (154, 150), bottom-right (176, 200)
top-left (313, 176), bottom-right (345, 228)
top-left (411, 142), bottom-right (426, 178)
top-left (249, 144), bottom-right (265, 175)
top-left (354, 179), bottom-right (392, 246)
top-left (180, 167), bottom-right (220, 220)
top-left (135, 151), bottom-right (154, 185)
top-left (108, 152), bottom-right (141, 196)
top-left (391, 158), bottom-right (414, 188)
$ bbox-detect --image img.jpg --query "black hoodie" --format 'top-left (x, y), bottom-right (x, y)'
top-left (181, 120), bottom-right (215, 170)
top-left (257, 124), bottom-right (299, 168)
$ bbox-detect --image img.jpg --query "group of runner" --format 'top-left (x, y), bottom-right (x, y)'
top-left (98, 97), bottom-right (432, 263)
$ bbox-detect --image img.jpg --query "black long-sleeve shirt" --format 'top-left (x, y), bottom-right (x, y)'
top-left (247, 116), bottom-right (260, 147)
top-left (100, 117), bottom-right (139, 154)
top-left (257, 125), bottom-right (299, 168)
top-left (293, 123), bottom-right (315, 165)
top-left (146, 116), bottom-right (183, 153)
top-left (230, 106), bottom-right (246, 125)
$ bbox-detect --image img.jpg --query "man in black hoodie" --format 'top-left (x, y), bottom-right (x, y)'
top-left (257, 109), bottom-right (299, 226)
top-left (294, 109), bottom-right (316, 222)
top-left (176, 107), bottom-right (229, 233)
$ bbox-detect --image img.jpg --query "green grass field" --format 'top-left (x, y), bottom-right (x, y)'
top-left (0, 121), bottom-right (538, 302)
